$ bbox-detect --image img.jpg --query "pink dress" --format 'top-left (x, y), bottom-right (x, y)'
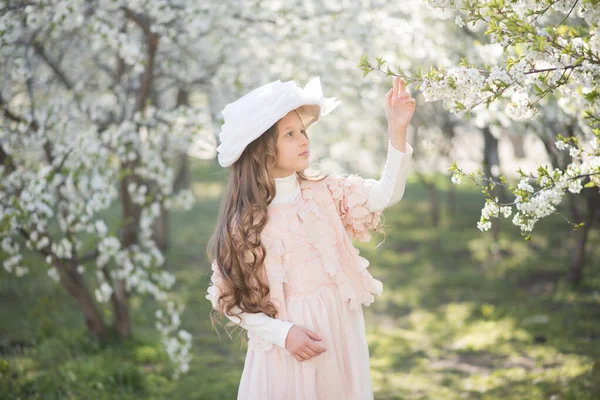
top-left (208, 174), bottom-right (389, 399)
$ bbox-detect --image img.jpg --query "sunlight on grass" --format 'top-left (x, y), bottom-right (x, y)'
top-left (450, 319), bottom-right (529, 352)
top-left (369, 305), bottom-right (595, 399)
top-left (191, 181), bottom-right (224, 200)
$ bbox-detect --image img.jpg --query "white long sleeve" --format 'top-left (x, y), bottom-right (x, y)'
top-left (224, 306), bottom-right (295, 349)
top-left (365, 139), bottom-right (414, 212)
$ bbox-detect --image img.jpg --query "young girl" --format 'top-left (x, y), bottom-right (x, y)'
top-left (206, 76), bottom-right (415, 399)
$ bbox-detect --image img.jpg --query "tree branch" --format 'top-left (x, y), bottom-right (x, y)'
top-left (32, 41), bottom-right (74, 91)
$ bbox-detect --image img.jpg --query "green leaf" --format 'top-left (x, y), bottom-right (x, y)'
top-left (583, 89), bottom-right (599, 103)
top-left (358, 53), bottom-right (369, 68)
top-left (414, 67), bottom-right (422, 79)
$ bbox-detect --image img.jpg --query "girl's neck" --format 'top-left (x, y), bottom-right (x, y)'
top-left (272, 171), bottom-right (300, 205)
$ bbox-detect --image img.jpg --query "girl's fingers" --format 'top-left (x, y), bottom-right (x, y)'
top-left (393, 77), bottom-right (399, 97)
top-left (386, 88), bottom-right (393, 106)
top-left (303, 347), bottom-right (318, 358)
top-left (307, 340), bottom-right (327, 354)
top-left (399, 78), bottom-right (405, 93)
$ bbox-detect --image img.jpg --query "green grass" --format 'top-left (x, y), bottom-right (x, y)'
top-left (1, 158), bottom-right (599, 399)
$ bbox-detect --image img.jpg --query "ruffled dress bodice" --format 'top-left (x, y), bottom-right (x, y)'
top-left (267, 202), bottom-right (337, 299)
top-left (254, 174), bottom-right (384, 352)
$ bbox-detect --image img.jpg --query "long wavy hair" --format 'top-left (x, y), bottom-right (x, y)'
top-left (206, 120), bottom-right (329, 340)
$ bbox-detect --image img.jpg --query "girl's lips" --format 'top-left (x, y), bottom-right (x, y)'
top-left (299, 151), bottom-right (309, 156)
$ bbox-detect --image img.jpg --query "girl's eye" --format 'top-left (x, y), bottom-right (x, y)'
top-left (286, 130), bottom-right (307, 136)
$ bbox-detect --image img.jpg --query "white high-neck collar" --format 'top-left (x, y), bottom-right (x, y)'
top-left (271, 171), bottom-right (301, 205)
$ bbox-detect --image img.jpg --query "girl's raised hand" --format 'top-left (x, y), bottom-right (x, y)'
top-left (384, 77), bottom-right (416, 131)
top-left (285, 325), bottom-right (327, 362)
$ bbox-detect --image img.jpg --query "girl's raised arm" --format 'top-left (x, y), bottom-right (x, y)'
top-left (365, 138), bottom-right (414, 212)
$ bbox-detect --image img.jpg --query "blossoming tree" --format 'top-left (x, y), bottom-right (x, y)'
top-left (0, 0), bottom-right (227, 376)
top-left (2, 0), bottom-right (407, 376)
top-left (2, 0), bottom-right (327, 376)
top-left (361, 0), bottom-right (599, 284)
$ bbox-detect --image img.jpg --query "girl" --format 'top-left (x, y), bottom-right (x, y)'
top-left (206, 76), bottom-right (415, 399)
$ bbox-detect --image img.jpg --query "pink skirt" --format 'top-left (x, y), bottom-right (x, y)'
top-left (237, 282), bottom-right (374, 400)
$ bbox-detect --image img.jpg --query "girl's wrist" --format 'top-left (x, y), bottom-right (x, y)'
top-left (388, 125), bottom-right (408, 149)
top-left (388, 131), bottom-right (408, 152)
top-left (388, 124), bottom-right (408, 135)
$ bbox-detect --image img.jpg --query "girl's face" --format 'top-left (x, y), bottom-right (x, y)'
top-left (271, 109), bottom-right (310, 178)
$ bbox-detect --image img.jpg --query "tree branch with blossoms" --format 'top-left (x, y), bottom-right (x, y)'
top-left (359, 0), bottom-right (600, 283)
top-left (449, 133), bottom-right (600, 239)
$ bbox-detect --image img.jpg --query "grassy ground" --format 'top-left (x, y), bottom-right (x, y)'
top-left (1, 158), bottom-right (599, 399)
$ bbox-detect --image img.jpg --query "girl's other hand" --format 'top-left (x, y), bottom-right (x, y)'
top-left (285, 325), bottom-right (327, 362)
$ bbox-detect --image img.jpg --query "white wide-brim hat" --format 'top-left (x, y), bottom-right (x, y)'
top-left (216, 76), bottom-right (341, 168)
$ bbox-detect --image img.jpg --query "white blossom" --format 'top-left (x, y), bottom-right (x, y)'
top-left (48, 267), bottom-right (60, 283)
top-left (477, 220), bottom-right (492, 231)
top-left (451, 172), bottom-right (462, 184)
top-left (500, 206), bottom-right (512, 218)
top-left (569, 147), bottom-right (581, 158)
top-left (454, 14), bottom-right (465, 27)
top-left (95, 282), bottom-right (113, 303)
top-left (517, 180), bottom-right (535, 193)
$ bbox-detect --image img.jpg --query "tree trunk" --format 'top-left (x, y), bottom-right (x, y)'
top-left (173, 152), bottom-right (190, 193)
top-left (154, 89), bottom-right (191, 251)
top-left (109, 8), bottom-right (160, 338)
top-left (117, 159), bottom-right (142, 337)
top-left (427, 182), bottom-right (440, 228)
top-left (152, 201), bottom-right (169, 252)
top-left (58, 265), bottom-right (107, 338)
top-left (509, 132), bottom-right (526, 158)
top-left (173, 89), bottom-right (190, 193)
top-left (446, 181), bottom-right (456, 214)
top-left (113, 279), bottom-right (130, 336)
top-left (153, 90), bottom-right (190, 251)
top-left (414, 172), bottom-right (440, 228)
top-left (568, 189), bottom-right (599, 285)
top-left (482, 127), bottom-right (499, 181)
top-left (482, 127), bottom-right (502, 241)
